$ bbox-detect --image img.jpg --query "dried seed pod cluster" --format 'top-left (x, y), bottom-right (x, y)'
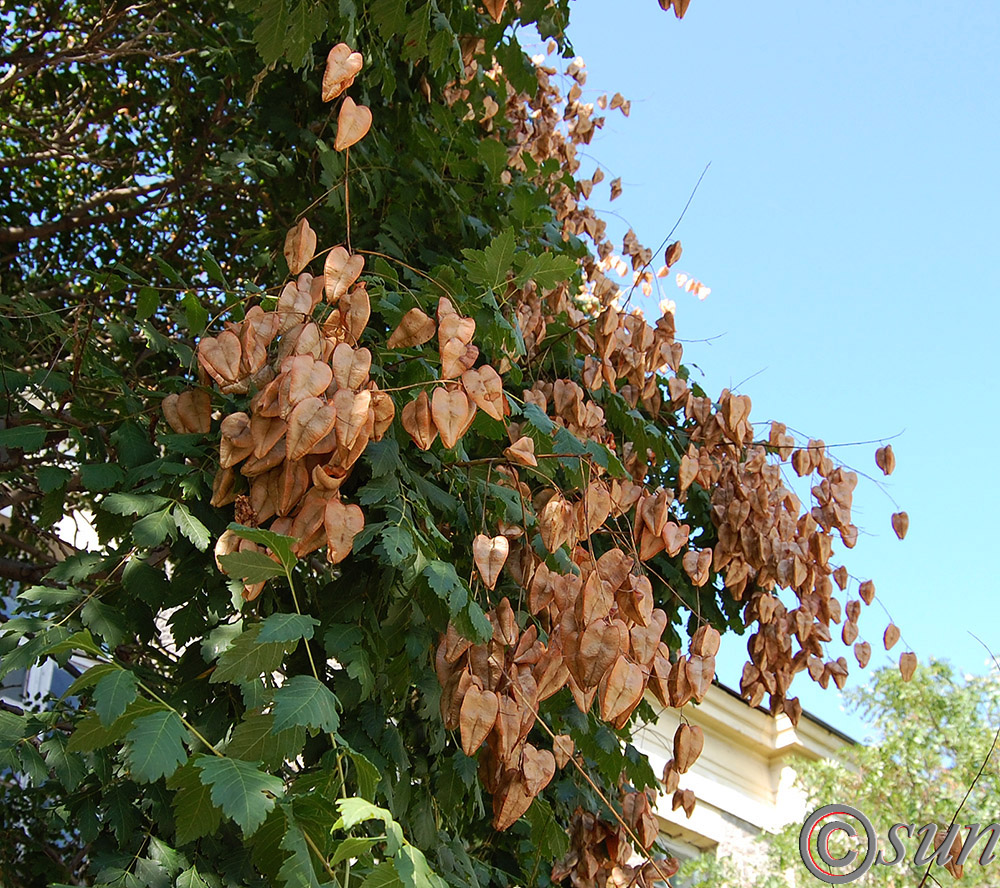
top-left (175, 258), bottom-right (388, 596)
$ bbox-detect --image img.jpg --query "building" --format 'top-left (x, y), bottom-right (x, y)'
top-left (633, 682), bottom-right (856, 880)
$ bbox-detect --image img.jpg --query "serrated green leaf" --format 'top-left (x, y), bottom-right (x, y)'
top-left (451, 600), bottom-right (493, 644)
top-left (64, 661), bottom-right (117, 699)
top-left (225, 713), bottom-right (306, 769)
top-left (37, 465), bottom-right (72, 493)
top-left (133, 508), bottom-right (175, 547)
top-left (0, 425), bottom-right (46, 451)
top-left (67, 698), bottom-right (161, 753)
top-left (422, 561), bottom-right (468, 618)
top-left (515, 252), bottom-right (578, 290)
top-left (80, 462), bottom-right (125, 491)
top-left (103, 492), bottom-right (171, 516)
top-left (271, 675), bottom-right (339, 735)
top-left (278, 820), bottom-right (324, 888)
top-left (218, 550), bottom-right (286, 584)
top-left (136, 287), bottom-right (159, 321)
top-left (361, 862), bottom-right (402, 888)
top-left (348, 750), bottom-right (381, 802)
top-left (126, 709), bottom-right (188, 783)
top-left (195, 755), bottom-right (284, 836)
top-left (173, 503), bottom-right (211, 551)
top-left (462, 229), bottom-right (516, 290)
top-left (81, 598), bottom-right (127, 647)
top-left (168, 761), bottom-right (224, 844)
top-left (257, 613), bottom-right (319, 644)
top-left (95, 669), bottom-right (138, 726)
top-left (177, 867), bottom-right (211, 888)
top-left (211, 626), bottom-right (295, 685)
top-left (228, 523), bottom-right (297, 572)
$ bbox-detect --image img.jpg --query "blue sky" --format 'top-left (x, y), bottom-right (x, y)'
top-left (565, 0), bottom-right (1000, 740)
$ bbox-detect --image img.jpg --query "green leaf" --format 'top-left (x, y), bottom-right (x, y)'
top-left (177, 867), bottom-right (211, 888)
top-left (422, 561), bottom-right (468, 618)
top-left (201, 250), bottom-right (229, 288)
top-left (136, 286), bottom-right (160, 321)
top-left (370, 0), bottom-right (407, 39)
top-left (64, 661), bottom-right (117, 698)
top-left (67, 698), bottom-right (161, 753)
top-left (258, 613), bottom-right (319, 644)
top-left (182, 291), bottom-right (209, 333)
top-left (376, 525), bottom-right (415, 567)
top-left (278, 820), bottom-right (324, 888)
top-left (102, 492), bottom-right (170, 516)
top-left (211, 626), bottom-right (295, 685)
top-left (462, 229), bottom-right (516, 290)
top-left (80, 462), bottom-right (125, 491)
top-left (348, 750), bottom-right (381, 802)
top-left (173, 503), bottom-right (211, 551)
top-left (37, 465), bottom-right (73, 493)
top-left (195, 755), bottom-right (285, 836)
top-left (252, 0), bottom-right (289, 65)
top-left (228, 523), bottom-right (297, 572)
top-left (168, 761), bottom-right (224, 844)
top-left (271, 675), bottom-right (339, 735)
top-left (361, 862), bottom-right (402, 888)
top-left (133, 508), bottom-right (176, 547)
top-left (334, 799), bottom-right (402, 853)
top-left (225, 713), bottom-right (306, 769)
top-left (331, 836), bottom-right (379, 867)
top-left (365, 438), bottom-right (402, 478)
top-left (515, 252), bottom-right (578, 290)
top-left (451, 600), bottom-right (493, 644)
top-left (478, 139), bottom-right (507, 180)
top-left (395, 844), bottom-right (448, 888)
top-left (94, 669), bottom-right (138, 726)
top-left (0, 425), bottom-right (46, 451)
top-left (218, 550), bottom-right (286, 584)
top-left (125, 709), bottom-right (188, 783)
top-left (81, 598), bottom-right (127, 647)
top-left (45, 551), bottom-right (103, 583)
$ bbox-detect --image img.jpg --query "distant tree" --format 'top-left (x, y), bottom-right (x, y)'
top-left (678, 658), bottom-right (1000, 886)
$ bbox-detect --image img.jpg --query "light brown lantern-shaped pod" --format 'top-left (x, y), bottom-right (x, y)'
top-left (472, 534), bottom-right (509, 590)
top-left (387, 307), bottom-right (436, 349)
top-left (673, 723), bottom-right (704, 774)
top-left (324, 247), bottom-right (365, 303)
top-left (331, 342), bottom-right (372, 390)
top-left (322, 44), bottom-right (363, 101)
top-left (401, 390), bottom-right (437, 451)
top-left (286, 397), bottom-right (337, 461)
top-left (891, 511), bottom-right (909, 540)
top-left (875, 444), bottom-right (896, 476)
top-left (323, 497), bottom-right (364, 564)
top-left (461, 365), bottom-right (505, 421)
top-left (283, 218), bottom-right (316, 275)
top-left (899, 651), bottom-right (917, 681)
top-left (162, 390), bottom-right (212, 434)
top-left (431, 386), bottom-right (476, 450)
top-left (459, 685), bottom-right (499, 756)
top-left (504, 435), bottom-right (537, 467)
top-left (198, 331), bottom-right (243, 390)
top-left (334, 97), bottom-right (372, 151)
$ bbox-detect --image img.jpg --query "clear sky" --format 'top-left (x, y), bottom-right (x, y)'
top-left (565, 0), bottom-right (1000, 741)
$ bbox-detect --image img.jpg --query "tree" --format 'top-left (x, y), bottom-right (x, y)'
top-left (678, 658), bottom-right (1000, 887)
top-left (0, 2), bottom-right (911, 887)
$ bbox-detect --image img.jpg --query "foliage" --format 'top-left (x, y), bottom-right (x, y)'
top-left (0, 1), bottom-right (910, 887)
